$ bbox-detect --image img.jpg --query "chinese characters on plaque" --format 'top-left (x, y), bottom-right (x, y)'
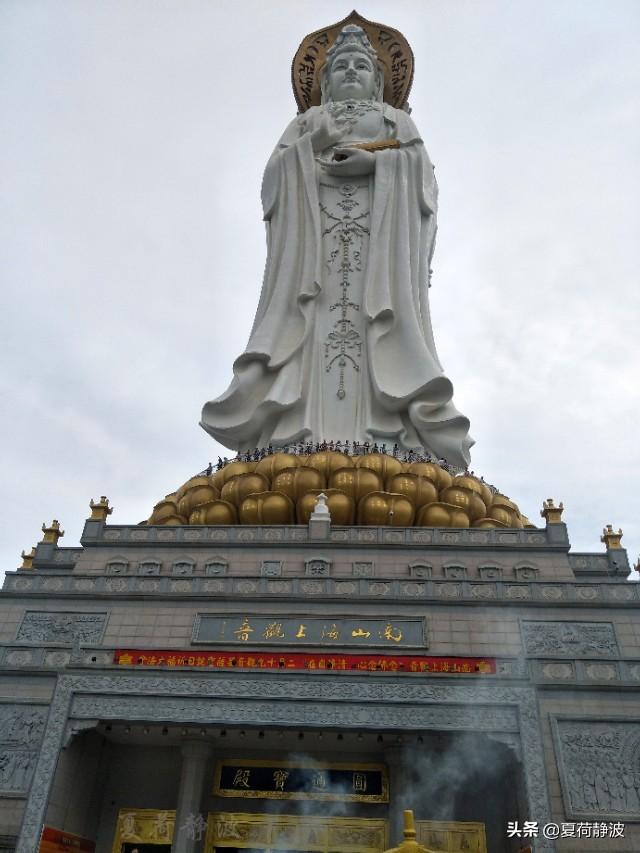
top-left (215, 760), bottom-right (388, 802)
top-left (193, 615), bottom-right (425, 647)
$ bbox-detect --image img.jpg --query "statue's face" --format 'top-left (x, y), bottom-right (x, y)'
top-left (327, 50), bottom-right (377, 101)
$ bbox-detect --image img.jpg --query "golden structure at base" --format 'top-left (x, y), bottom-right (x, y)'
top-left (109, 809), bottom-right (487, 853)
top-left (385, 811), bottom-right (487, 853)
top-left (111, 808), bottom-right (175, 851)
top-left (206, 812), bottom-right (387, 853)
top-left (415, 819), bottom-right (487, 853)
top-left (147, 451), bottom-right (534, 530)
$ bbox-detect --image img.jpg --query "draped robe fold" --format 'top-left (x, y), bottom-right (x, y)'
top-left (201, 103), bottom-right (473, 468)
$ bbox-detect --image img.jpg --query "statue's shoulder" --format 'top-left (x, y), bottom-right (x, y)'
top-left (296, 105), bottom-right (323, 129)
top-left (382, 103), bottom-right (422, 144)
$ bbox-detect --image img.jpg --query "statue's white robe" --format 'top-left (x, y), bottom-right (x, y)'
top-left (201, 104), bottom-right (473, 467)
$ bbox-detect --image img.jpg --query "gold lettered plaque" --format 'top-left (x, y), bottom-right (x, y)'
top-left (214, 758), bottom-right (388, 802)
top-left (110, 808), bottom-right (175, 852)
top-left (205, 813), bottom-right (388, 853)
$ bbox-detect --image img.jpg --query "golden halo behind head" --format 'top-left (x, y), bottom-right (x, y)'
top-left (292, 9), bottom-right (414, 112)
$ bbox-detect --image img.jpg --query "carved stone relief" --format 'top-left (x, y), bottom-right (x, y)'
top-left (5, 650), bottom-right (34, 666)
top-left (401, 582), bottom-right (425, 597)
top-left (137, 579), bottom-right (160, 593)
top-left (209, 530), bottom-right (229, 541)
top-left (522, 621), bottom-right (618, 658)
top-left (478, 566), bottom-right (502, 580)
top-left (541, 662), bottom-right (574, 680)
top-left (205, 560), bottom-right (228, 576)
top-left (554, 719), bottom-right (640, 818)
top-left (443, 565), bottom-right (467, 580)
top-left (305, 558), bottom-right (331, 577)
top-left (382, 531), bottom-right (404, 544)
top-left (576, 587), bottom-right (600, 601)
top-left (235, 580), bottom-right (258, 594)
top-left (368, 582), bottom-right (391, 596)
top-left (158, 530), bottom-right (177, 541)
top-left (16, 612), bottom-right (107, 645)
top-left (515, 566), bottom-right (538, 581)
top-left (470, 584), bottom-right (496, 600)
top-left (261, 561), bottom-right (282, 577)
top-left (107, 559), bottom-right (129, 575)
top-left (203, 579), bottom-right (227, 593)
top-left (267, 580), bottom-right (292, 594)
top-left (334, 581), bottom-right (357, 595)
top-left (505, 585), bottom-right (530, 600)
top-left (435, 583), bottom-right (462, 599)
top-left (409, 562), bottom-right (431, 579)
top-left (131, 530), bottom-right (149, 541)
top-left (299, 580), bottom-right (324, 595)
top-left (410, 531), bottom-right (432, 543)
top-left (353, 561), bottom-right (374, 577)
top-left (44, 651), bottom-right (71, 667)
top-left (540, 586), bottom-right (564, 601)
top-left (584, 663), bottom-right (617, 681)
top-left (0, 750), bottom-right (36, 791)
top-left (0, 705), bottom-right (46, 747)
top-left (610, 586), bottom-right (634, 601)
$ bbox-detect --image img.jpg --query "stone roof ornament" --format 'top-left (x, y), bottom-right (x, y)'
top-left (540, 498), bottom-right (564, 524)
top-left (601, 524), bottom-right (623, 550)
top-left (89, 496), bottom-right (113, 521)
top-left (20, 547), bottom-right (36, 569)
top-left (41, 519), bottom-right (64, 544)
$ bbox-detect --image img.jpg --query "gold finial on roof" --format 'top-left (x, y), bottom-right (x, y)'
top-left (383, 810), bottom-right (437, 853)
top-left (89, 496), bottom-right (113, 521)
top-left (601, 524), bottom-right (623, 550)
top-left (41, 520), bottom-right (64, 544)
top-left (20, 547), bottom-right (36, 569)
top-left (540, 498), bottom-right (564, 524)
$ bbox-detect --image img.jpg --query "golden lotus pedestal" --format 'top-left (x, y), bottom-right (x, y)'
top-left (148, 452), bottom-right (531, 532)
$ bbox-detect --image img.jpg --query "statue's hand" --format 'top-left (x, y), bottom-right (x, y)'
top-left (310, 115), bottom-right (342, 153)
top-left (319, 146), bottom-right (375, 176)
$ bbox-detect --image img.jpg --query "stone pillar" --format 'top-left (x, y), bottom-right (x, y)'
top-left (172, 740), bottom-right (212, 853)
top-left (385, 746), bottom-right (412, 846)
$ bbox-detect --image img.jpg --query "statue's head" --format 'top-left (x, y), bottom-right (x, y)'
top-left (321, 25), bottom-right (384, 103)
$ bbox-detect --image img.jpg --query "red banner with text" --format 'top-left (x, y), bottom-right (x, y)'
top-left (39, 826), bottom-right (95, 853)
top-left (114, 649), bottom-right (496, 675)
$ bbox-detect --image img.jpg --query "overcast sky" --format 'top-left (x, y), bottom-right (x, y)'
top-left (1, 0), bottom-right (638, 576)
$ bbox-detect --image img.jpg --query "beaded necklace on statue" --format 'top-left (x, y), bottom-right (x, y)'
top-left (325, 99), bottom-right (382, 135)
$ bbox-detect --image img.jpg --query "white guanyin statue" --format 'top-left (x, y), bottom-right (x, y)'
top-left (201, 19), bottom-right (473, 468)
